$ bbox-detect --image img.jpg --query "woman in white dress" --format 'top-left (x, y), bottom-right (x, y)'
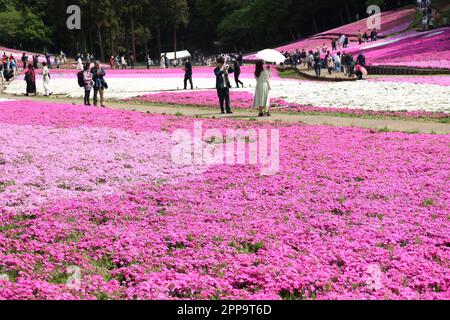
top-left (76, 57), bottom-right (83, 70)
top-left (253, 60), bottom-right (272, 117)
top-left (41, 62), bottom-right (52, 96)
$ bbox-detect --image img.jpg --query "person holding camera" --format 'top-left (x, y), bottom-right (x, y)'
top-left (91, 61), bottom-right (107, 107)
top-left (214, 57), bottom-right (234, 114)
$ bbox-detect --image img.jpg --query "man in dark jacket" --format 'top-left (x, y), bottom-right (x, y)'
top-left (346, 54), bottom-right (355, 77)
top-left (313, 50), bottom-right (321, 77)
top-left (21, 53), bottom-right (28, 70)
top-left (356, 52), bottom-right (366, 68)
top-left (214, 57), bottom-right (234, 114)
top-left (91, 61), bottom-right (107, 107)
top-left (183, 58), bottom-right (193, 90)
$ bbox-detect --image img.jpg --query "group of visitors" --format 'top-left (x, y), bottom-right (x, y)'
top-left (20, 51), bottom-right (63, 70)
top-left (23, 61), bottom-right (53, 97)
top-left (282, 48), bottom-right (366, 79)
top-left (79, 61), bottom-right (107, 107)
top-left (213, 57), bottom-right (272, 117)
top-left (316, 49), bottom-right (367, 79)
top-left (1, 53), bottom-right (19, 83)
top-left (182, 52), bottom-right (244, 91)
top-left (108, 54), bottom-right (135, 69)
top-left (356, 29), bottom-right (378, 45)
top-left (418, 0), bottom-right (435, 30)
top-left (76, 52), bottom-right (100, 69)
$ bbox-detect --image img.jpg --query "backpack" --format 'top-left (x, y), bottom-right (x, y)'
top-left (77, 71), bottom-right (84, 87)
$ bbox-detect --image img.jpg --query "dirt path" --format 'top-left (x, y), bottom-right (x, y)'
top-left (2, 94), bottom-right (448, 134)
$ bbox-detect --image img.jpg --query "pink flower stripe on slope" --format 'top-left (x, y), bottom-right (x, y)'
top-left (362, 29), bottom-right (450, 69)
top-left (0, 99), bottom-right (448, 300)
top-left (318, 8), bottom-right (416, 37)
top-left (0, 47), bottom-right (52, 64)
top-left (126, 90), bottom-right (449, 120)
top-left (245, 8), bottom-right (416, 56)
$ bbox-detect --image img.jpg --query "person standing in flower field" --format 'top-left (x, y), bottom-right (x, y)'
top-left (326, 52), bottom-right (335, 75)
top-left (121, 55), bottom-right (127, 69)
top-left (358, 30), bottom-right (363, 45)
top-left (21, 53), bottom-right (28, 70)
top-left (313, 48), bottom-right (321, 77)
top-left (233, 58), bottom-right (244, 88)
top-left (83, 63), bottom-right (93, 106)
top-left (214, 57), bottom-right (234, 114)
top-left (331, 38), bottom-right (337, 51)
top-left (41, 62), bottom-right (53, 96)
top-left (76, 55), bottom-right (83, 70)
top-left (91, 61), bottom-right (107, 107)
top-left (183, 58), bottom-right (193, 90)
top-left (129, 54), bottom-right (135, 69)
top-left (109, 56), bottom-right (115, 69)
top-left (10, 57), bottom-right (18, 76)
top-left (253, 60), bottom-right (272, 117)
top-left (24, 63), bottom-right (36, 96)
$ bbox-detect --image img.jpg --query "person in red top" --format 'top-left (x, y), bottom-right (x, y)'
top-left (109, 56), bottom-right (115, 69)
top-left (24, 63), bottom-right (36, 96)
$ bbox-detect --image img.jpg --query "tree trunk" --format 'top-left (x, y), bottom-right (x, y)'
top-left (174, 25), bottom-right (177, 60)
top-left (157, 25), bottom-right (162, 58)
top-left (110, 28), bottom-right (114, 57)
top-left (131, 19), bottom-right (137, 64)
top-left (344, 0), bottom-right (352, 23)
top-left (339, 10), bottom-right (345, 26)
top-left (124, 26), bottom-right (130, 57)
top-left (89, 28), bottom-right (94, 55)
top-left (98, 24), bottom-right (105, 62)
top-left (312, 15), bottom-right (319, 34)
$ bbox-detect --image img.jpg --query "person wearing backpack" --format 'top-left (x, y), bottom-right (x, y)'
top-left (77, 68), bottom-right (85, 88)
top-left (82, 63), bottom-right (93, 105)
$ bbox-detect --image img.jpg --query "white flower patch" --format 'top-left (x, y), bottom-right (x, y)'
top-left (4, 77), bottom-right (262, 100)
top-left (0, 98), bottom-right (16, 103)
top-left (4, 74), bottom-right (449, 113)
top-left (269, 80), bottom-right (450, 113)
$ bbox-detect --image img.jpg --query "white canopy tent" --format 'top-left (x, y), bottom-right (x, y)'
top-left (161, 50), bottom-right (191, 60)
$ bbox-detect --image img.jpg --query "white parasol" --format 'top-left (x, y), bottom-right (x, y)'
top-left (255, 49), bottom-right (286, 64)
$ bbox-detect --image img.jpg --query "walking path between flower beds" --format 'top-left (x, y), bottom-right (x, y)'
top-left (4, 94), bottom-right (449, 134)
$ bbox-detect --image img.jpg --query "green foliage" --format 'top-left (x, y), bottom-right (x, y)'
top-left (0, 0), bottom-right (409, 59)
top-left (0, 10), bottom-right (22, 44)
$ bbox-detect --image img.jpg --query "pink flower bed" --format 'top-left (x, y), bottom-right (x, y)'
top-left (362, 29), bottom-right (450, 69)
top-left (318, 8), bottom-right (416, 37)
top-left (127, 90), bottom-right (449, 120)
top-left (0, 46), bottom-right (52, 64)
top-left (0, 99), bottom-right (448, 300)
